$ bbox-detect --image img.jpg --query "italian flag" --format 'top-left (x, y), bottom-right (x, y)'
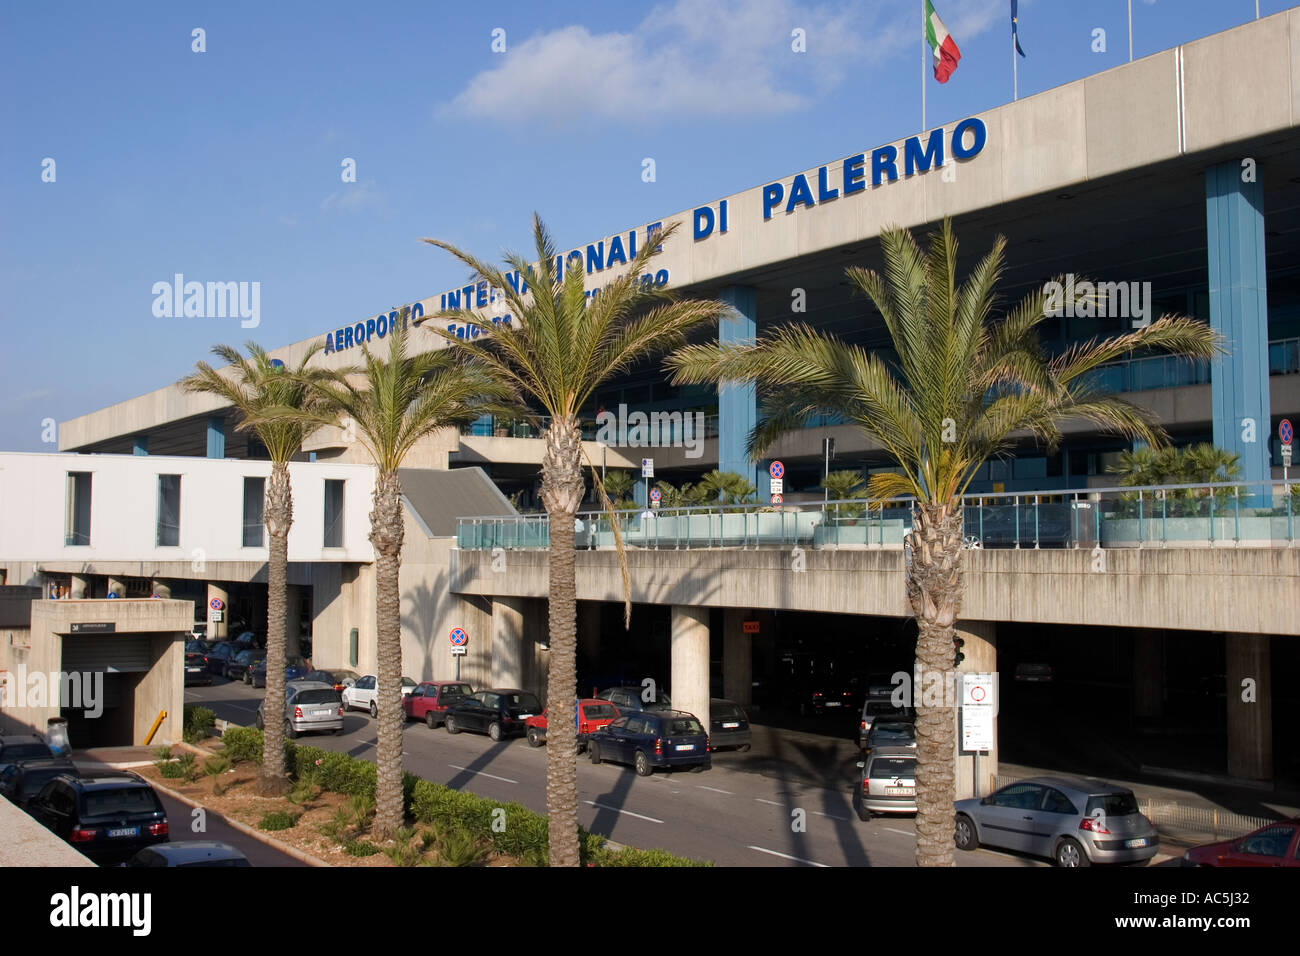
top-left (925, 0), bottom-right (961, 83)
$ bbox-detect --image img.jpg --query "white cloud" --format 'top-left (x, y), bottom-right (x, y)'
top-left (321, 179), bottom-right (383, 214)
top-left (441, 0), bottom-right (999, 123)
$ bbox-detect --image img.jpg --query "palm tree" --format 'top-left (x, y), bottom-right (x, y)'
top-left (420, 214), bottom-right (731, 866)
top-left (696, 469), bottom-right (756, 505)
top-left (263, 313), bottom-right (509, 838)
top-left (666, 219), bottom-right (1218, 866)
top-left (179, 343), bottom-right (331, 795)
top-left (822, 469), bottom-right (867, 520)
top-left (602, 469), bottom-right (635, 508)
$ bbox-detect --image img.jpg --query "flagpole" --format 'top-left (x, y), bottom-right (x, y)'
top-left (1128, 0), bottom-right (1133, 61)
top-left (1012, 27), bottom-right (1018, 100)
top-left (921, 0), bottom-right (927, 130)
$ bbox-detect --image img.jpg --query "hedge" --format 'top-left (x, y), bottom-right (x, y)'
top-left (216, 726), bottom-right (707, 866)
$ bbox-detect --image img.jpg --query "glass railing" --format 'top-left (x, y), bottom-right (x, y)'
top-left (459, 412), bottom-right (720, 442)
top-left (456, 480), bottom-right (1300, 551)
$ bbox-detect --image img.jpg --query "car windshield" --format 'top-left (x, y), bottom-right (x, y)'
top-left (582, 703), bottom-right (616, 719)
top-left (1085, 792), bottom-right (1140, 817)
top-left (82, 787), bottom-right (160, 817)
top-left (868, 757), bottom-right (917, 779)
top-left (236, 650), bottom-right (263, 663)
top-left (866, 701), bottom-right (904, 716)
top-left (504, 693), bottom-right (542, 712)
top-left (665, 717), bottom-right (704, 736)
top-left (712, 703), bottom-right (743, 719)
top-left (872, 723), bottom-right (914, 740)
top-left (401, 677), bottom-right (415, 686)
top-left (442, 684), bottom-right (472, 697)
top-left (295, 689), bottom-right (341, 706)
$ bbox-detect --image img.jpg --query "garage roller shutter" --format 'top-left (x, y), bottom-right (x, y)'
top-left (62, 635), bottom-right (152, 673)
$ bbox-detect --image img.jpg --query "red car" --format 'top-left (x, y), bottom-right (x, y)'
top-left (403, 681), bottom-right (474, 728)
top-left (525, 699), bottom-right (619, 751)
top-left (1182, 818), bottom-right (1300, 867)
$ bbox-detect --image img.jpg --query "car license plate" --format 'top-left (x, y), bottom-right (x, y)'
top-left (675, 744), bottom-right (694, 751)
top-left (518, 713), bottom-right (533, 719)
top-left (723, 721), bottom-right (740, 728)
top-left (885, 787), bottom-right (914, 796)
top-left (186, 666), bottom-right (201, 673)
top-left (313, 709), bottom-right (333, 717)
top-left (824, 701), bottom-right (841, 707)
top-left (108, 827), bottom-right (139, 838)
top-left (1125, 838), bottom-right (1147, 848)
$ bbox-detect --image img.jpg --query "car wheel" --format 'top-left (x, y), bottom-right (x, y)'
top-left (739, 743), bottom-right (751, 753)
top-left (526, 727), bottom-right (542, 747)
top-left (255, 711), bottom-right (264, 730)
top-left (488, 721), bottom-right (502, 742)
top-left (445, 716), bottom-right (460, 735)
top-left (634, 751), bottom-right (653, 777)
top-left (426, 712), bottom-right (437, 729)
top-left (284, 719), bottom-right (297, 741)
top-left (369, 700), bottom-right (377, 718)
top-left (954, 814), bottom-right (978, 851)
top-left (589, 741), bottom-right (601, 764)
top-left (856, 798), bottom-right (872, 822)
top-left (1055, 838), bottom-right (1089, 868)
top-left (689, 761), bottom-right (706, 773)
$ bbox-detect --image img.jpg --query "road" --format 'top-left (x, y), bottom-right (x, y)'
top-left (187, 678), bottom-right (1042, 868)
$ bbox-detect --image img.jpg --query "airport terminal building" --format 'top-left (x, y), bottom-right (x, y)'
top-left (2, 14), bottom-right (1297, 786)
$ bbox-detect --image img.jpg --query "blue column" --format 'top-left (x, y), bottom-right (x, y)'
top-left (718, 287), bottom-right (757, 489)
top-left (132, 435), bottom-right (148, 455)
top-left (206, 416), bottom-right (226, 459)
top-left (1205, 161), bottom-right (1271, 487)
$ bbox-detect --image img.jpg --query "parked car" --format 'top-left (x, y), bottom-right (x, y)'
top-left (185, 639), bottom-right (215, 654)
top-left (0, 733), bottom-right (53, 774)
top-left (205, 642), bottom-right (238, 676)
top-left (404, 681), bottom-right (474, 728)
top-left (708, 698), bottom-right (751, 752)
top-left (341, 675), bottom-right (418, 717)
top-left (226, 648), bottom-right (266, 683)
top-left (1014, 662), bottom-right (1054, 683)
top-left (954, 776), bottom-right (1159, 867)
top-left (444, 689), bottom-right (542, 741)
top-left (251, 655), bottom-right (310, 688)
top-left (184, 652), bottom-right (212, 686)
top-left (1182, 818), bottom-right (1300, 867)
top-left (858, 699), bottom-right (915, 749)
top-left (588, 710), bottom-right (711, 776)
top-left (126, 841), bottom-right (251, 868)
top-left (256, 680), bottom-right (344, 739)
top-left (856, 746), bottom-right (917, 820)
top-left (304, 668), bottom-right (361, 692)
top-left (524, 698), bottom-right (618, 749)
top-left (0, 757), bottom-right (79, 808)
top-left (802, 680), bottom-right (857, 717)
top-left (862, 719), bottom-right (916, 756)
top-left (597, 685), bottom-right (672, 713)
top-left (27, 771), bottom-right (169, 864)
top-left (232, 630), bottom-right (263, 650)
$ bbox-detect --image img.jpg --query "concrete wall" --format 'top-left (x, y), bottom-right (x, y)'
top-left (450, 546), bottom-right (1300, 636)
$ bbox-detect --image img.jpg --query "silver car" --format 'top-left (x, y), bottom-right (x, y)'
top-left (856, 746), bottom-right (917, 820)
top-left (954, 776), bottom-right (1159, 867)
top-left (256, 680), bottom-right (343, 739)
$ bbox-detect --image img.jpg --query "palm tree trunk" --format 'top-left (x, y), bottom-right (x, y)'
top-left (260, 461), bottom-right (292, 795)
top-left (541, 416), bottom-right (586, 867)
top-left (906, 501), bottom-right (964, 867)
top-left (370, 469), bottom-right (406, 840)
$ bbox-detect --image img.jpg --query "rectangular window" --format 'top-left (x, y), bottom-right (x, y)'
top-left (65, 472), bottom-right (92, 546)
top-left (157, 474), bottom-right (181, 547)
top-left (323, 479), bottom-right (344, 548)
top-left (242, 477), bottom-right (265, 547)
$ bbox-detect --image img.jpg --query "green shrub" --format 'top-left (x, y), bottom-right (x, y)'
top-left (294, 747), bottom-right (376, 799)
top-left (258, 810), bottom-right (299, 831)
top-left (288, 769), bottom-right (321, 806)
top-left (432, 822), bottom-right (488, 867)
top-left (382, 827), bottom-right (424, 867)
top-left (158, 760), bottom-right (185, 779)
top-left (589, 846), bottom-right (713, 867)
top-left (343, 839), bottom-right (379, 857)
top-left (220, 727), bottom-right (263, 765)
top-left (153, 746), bottom-right (174, 763)
top-left (183, 705), bottom-right (216, 743)
top-left (176, 751), bottom-right (199, 782)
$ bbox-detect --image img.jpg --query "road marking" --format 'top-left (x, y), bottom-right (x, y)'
top-left (755, 798), bottom-right (783, 806)
top-left (748, 845), bottom-right (829, 867)
top-left (448, 765), bottom-right (517, 784)
top-left (583, 801), bottom-right (664, 824)
top-left (812, 810), bottom-right (847, 821)
top-left (883, 827), bottom-right (912, 836)
top-left (697, 785), bottom-right (734, 795)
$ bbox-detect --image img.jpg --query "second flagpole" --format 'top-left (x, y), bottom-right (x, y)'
top-left (921, 0), bottom-right (927, 130)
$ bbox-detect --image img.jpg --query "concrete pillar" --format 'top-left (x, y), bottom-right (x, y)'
top-left (954, 620), bottom-right (997, 801)
top-left (577, 601), bottom-right (602, 695)
top-left (671, 605), bottom-right (710, 730)
top-left (1226, 634), bottom-right (1272, 781)
top-left (206, 582), bottom-right (228, 639)
top-left (150, 579), bottom-right (172, 600)
top-left (106, 576), bottom-right (126, 599)
top-left (718, 287), bottom-right (757, 488)
top-left (285, 585), bottom-right (303, 658)
top-left (1132, 629), bottom-right (1164, 721)
top-left (206, 416), bottom-right (226, 459)
top-left (722, 609), bottom-right (753, 706)
top-left (1205, 160), bottom-right (1271, 485)
top-left (69, 575), bottom-right (88, 599)
top-left (491, 597), bottom-right (527, 688)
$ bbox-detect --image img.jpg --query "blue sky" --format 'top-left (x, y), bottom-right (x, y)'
top-left (0, 0), bottom-right (1285, 451)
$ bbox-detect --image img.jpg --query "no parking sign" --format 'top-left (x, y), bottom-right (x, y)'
top-left (449, 627), bottom-right (468, 656)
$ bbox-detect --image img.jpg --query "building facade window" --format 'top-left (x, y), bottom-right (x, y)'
top-left (242, 476), bottom-right (266, 547)
top-left (323, 479), bottom-right (344, 548)
top-left (157, 474), bottom-right (181, 547)
top-left (65, 472), bottom-right (92, 546)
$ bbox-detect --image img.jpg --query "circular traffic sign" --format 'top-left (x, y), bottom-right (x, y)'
top-left (449, 627), bottom-right (468, 647)
top-left (649, 488), bottom-right (661, 502)
top-left (769, 461), bottom-right (784, 479)
top-left (1281, 419), bottom-right (1294, 445)
top-left (209, 598), bottom-right (224, 611)
top-left (771, 493), bottom-right (784, 505)
top-left (971, 685), bottom-right (986, 702)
